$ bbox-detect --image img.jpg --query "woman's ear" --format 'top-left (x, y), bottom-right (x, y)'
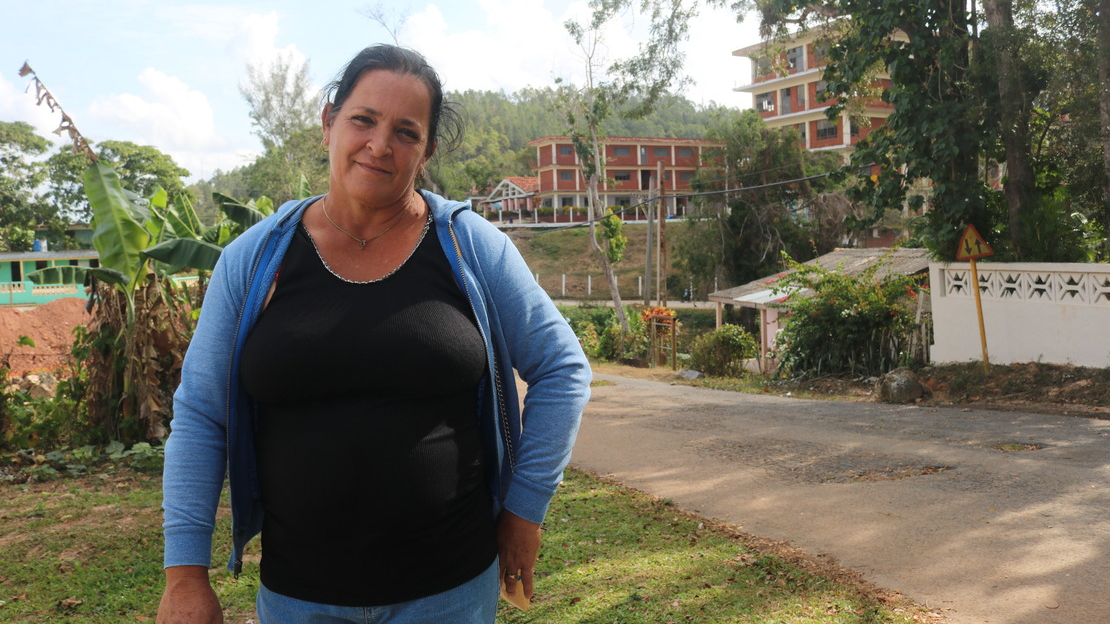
top-left (321, 104), bottom-right (333, 145)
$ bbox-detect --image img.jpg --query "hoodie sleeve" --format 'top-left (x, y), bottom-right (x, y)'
top-left (161, 241), bottom-right (248, 568)
top-left (456, 211), bottom-right (592, 524)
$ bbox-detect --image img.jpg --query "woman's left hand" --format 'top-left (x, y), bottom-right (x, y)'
top-left (497, 510), bottom-right (542, 600)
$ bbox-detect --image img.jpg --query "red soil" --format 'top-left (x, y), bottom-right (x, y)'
top-left (0, 299), bottom-right (91, 377)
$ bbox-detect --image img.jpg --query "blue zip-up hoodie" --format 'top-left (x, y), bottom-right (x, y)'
top-left (162, 191), bottom-right (591, 572)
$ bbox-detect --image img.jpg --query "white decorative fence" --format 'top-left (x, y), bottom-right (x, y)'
top-left (929, 262), bottom-right (1110, 368)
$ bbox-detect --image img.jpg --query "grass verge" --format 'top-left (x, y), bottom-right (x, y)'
top-left (0, 467), bottom-right (935, 623)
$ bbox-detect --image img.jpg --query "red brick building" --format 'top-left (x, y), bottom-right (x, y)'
top-left (732, 31), bottom-right (894, 158)
top-left (527, 136), bottom-right (720, 218)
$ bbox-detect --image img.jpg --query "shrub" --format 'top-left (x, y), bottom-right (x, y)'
top-left (772, 253), bottom-right (927, 377)
top-left (688, 324), bottom-right (758, 377)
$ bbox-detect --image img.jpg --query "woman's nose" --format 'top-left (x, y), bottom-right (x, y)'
top-left (366, 127), bottom-right (391, 155)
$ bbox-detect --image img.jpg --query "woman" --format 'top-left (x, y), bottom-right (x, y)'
top-left (157, 44), bottom-right (591, 624)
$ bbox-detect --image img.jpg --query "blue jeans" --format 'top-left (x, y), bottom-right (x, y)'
top-left (255, 559), bottom-right (500, 624)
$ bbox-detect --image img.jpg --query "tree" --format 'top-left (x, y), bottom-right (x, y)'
top-left (242, 125), bottom-right (328, 204)
top-left (0, 121), bottom-right (52, 251)
top-left (558, 15), bottom-right (632, 333)
top-left (240, 52), bottom-right (318, 150)
top-left (625, 0), bottom-right (1108, 260)
top-left (676, 110), bottom-right (848, 289)
top-left (45, 140), bottom-right (192, 224)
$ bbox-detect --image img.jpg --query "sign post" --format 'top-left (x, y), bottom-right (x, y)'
top-left (955, 224), bottom-right (995, 374)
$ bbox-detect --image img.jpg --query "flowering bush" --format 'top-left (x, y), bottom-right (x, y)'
top-left (772, 254), bottom-right (928, 377)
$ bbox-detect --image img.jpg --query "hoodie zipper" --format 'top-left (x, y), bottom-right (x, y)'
top-left (447, 218), bottom-right (516, 471)
top-left (228, 226), bottom-right (282, 578)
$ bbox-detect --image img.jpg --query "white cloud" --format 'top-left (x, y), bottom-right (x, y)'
top-left (86, 68), bottom-right (230, 177)
top-left (228, 12), bottom-right (308, 80)
top-left (397, 0), bottom-right (750, 108)
top-left (401, 1), bottom-right (582, 94)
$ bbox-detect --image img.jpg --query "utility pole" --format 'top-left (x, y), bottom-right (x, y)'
top-left (652, 159), bottom-right (661, 306)
top-left (644, 172), bottom-right (654, 306)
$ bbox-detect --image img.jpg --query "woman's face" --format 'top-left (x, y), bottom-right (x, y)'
top-left (323, 69), bottom-right (435, 208)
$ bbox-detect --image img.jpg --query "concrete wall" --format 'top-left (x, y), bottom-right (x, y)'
top-left (930, 262), bottom-right (1110, 368)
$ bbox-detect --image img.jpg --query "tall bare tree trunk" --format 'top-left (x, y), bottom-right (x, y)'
top-left (983, 0), bottom-right (1038, 259)
top-left (586, 135), bottom-right (630, 333)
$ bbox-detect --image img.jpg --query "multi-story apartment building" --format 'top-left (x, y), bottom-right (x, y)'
top-left (527, 136), bottom-right (720, 217)
top-left (734, 30), bottom-right (914, 246)
top-left (732, 30), bottom-right (893, 158)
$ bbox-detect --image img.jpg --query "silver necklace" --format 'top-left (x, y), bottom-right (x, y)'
top-left (321, 195), bottom-right (409, 250)
top-left (304, 210), bottom-right (433, 285)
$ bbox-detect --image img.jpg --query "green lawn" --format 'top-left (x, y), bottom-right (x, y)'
top-left (0, 467), bottom-right (930, 623)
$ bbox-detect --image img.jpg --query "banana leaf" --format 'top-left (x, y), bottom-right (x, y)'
top-left (295, 174), bottom-right (311, 200)
top-left (84, 162), bottom-right (152, 285)
top-left (174, 194), bottom-right (204, 237)
top-left (28, 265), bottom-right (129, 286)
top-left (222, 202), bottom-right (267, 230)
top-left (214, 192), bottom-right (268, 230)
top-left (254, 196), bottom-right (275, 216)
top-left (143, 238), bottom-right (223, 272)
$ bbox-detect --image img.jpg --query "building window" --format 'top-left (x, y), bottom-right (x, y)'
top-left (558, 145), bottom-right (573, 156)
top-left (11, 262), bottom-right (22, 281)
top-left (616, 196), bottom-right (632, 206)
top-left (613, 146), bottom-right (631, 156)
top-left (543, 198), bottom-right (553, 208)
top-left (677, 147), bottom-right (694, 158)
top-left (780, 88), bottom-right (793, 114)
top-left (815, 80), bottom-right (829, 100)
top-left (816, 119), bottom-right (839, 140)
top-left (69, 259), bottom-right (79, 266)
top-left (797, 123), bottom-right (806, 141)
top-left (613, 171), bottom-right (631, 181)
top-left (850, 121), bottom-right (860, 137)
top-left (561, 197), bottom-right (575, 207)
top-left (559, 170), bottom-right (574, 181)
top-left (679, 171), bottom-right (694, 182)
top-left (756, 92), bottom-right (774, 113)
top-left (653, 147), bottom-right (669, 157)
top-left (786, 46), bottom-right (804, 70)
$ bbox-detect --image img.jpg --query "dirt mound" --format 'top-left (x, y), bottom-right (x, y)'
top-left (0, 299), bottom-right (90, 377)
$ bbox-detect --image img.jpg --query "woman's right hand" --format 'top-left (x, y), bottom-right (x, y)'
top-left (156, 566), bottom-right (224, 624)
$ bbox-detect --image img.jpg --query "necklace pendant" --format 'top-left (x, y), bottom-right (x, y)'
top-left (358, 240), bottom-right (368, 250)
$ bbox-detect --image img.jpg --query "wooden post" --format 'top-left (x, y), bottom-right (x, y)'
top-left (970, 258), bottom-right (990, 373)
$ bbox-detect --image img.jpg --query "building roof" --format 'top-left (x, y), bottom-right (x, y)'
top-left (503, 176), bottom-right (540, 193)
top-left (0, 249), bottom-right (99, 262)
top-left (527, 135), bottom-right (719, 147)
top-left (709, 247), bottom-right (931, 309)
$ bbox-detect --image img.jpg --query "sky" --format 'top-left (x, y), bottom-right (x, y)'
top-left (1, 0), bottom-right (759, 183)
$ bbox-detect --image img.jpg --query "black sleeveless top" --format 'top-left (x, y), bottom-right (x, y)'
top-left (239, 216), bottom-right (496, 606)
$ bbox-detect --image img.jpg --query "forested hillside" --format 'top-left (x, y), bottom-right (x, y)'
top-left (183, 87), bottom-right (733, 220)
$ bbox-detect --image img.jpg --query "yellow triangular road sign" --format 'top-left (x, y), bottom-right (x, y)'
top-left (956, 224), bottom-right (994, 261)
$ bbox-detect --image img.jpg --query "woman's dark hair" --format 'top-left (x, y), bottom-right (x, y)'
top-left (323, 44), bottom-right (462, 157)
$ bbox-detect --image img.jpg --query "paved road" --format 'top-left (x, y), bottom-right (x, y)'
top-left (569, 374), bottom-right (1110, 624)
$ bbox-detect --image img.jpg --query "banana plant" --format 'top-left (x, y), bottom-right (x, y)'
top-left (25, 162), bottom-right (279, 443)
